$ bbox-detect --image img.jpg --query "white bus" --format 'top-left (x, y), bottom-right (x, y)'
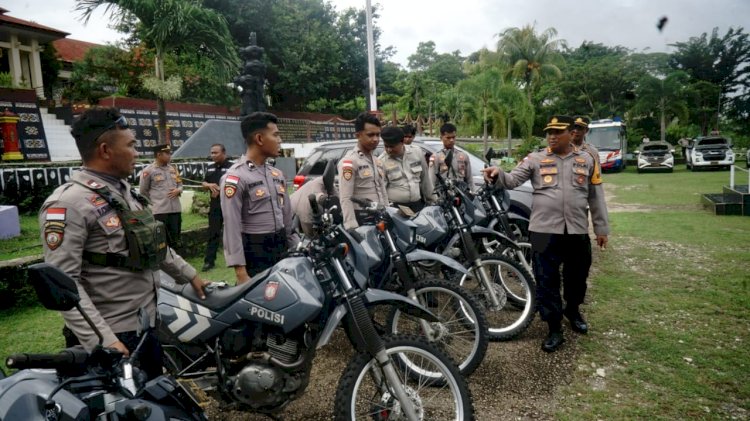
top-left (587, 119), bottom-right (627, 172)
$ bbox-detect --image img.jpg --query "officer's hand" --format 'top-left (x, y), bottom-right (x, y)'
top-left (208, 183), bottom-right (220, 197)
top-left (167, 188), bottom-right (181, 199)
top-left (596, 235), bottom-right (608, 250)
top-left (190, 275), bottom-right (209, 299)
top-left (482, 166), bottom-right (500, 183)
top-left (108, 340), bottom-right (130, 356)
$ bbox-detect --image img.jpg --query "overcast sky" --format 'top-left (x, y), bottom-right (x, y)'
top-left (9, 0), bottom-right (750, 67)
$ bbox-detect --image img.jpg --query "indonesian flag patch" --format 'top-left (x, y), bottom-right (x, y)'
top-left (46, 208), bottom-right (66, 221)
top-left (224, 175), bottom-right (239, 198)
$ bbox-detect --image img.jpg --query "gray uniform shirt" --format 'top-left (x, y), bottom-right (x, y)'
top-left (139, 162), bottom-right (183, 214)
top-left (338, 146), bottom-right (389, 230)
top-left (40, 170), bottom-right (197, 350)
top-left (290, 177), bottom-right (337, 237)
top-left (494, 147), bottom-right (610, 236)
top-left (433, 148), bottom-right (473, 186)
top-left (379, 144), bottom-right (434, 204)
top-left (220, 161), bottom-right (298, 267)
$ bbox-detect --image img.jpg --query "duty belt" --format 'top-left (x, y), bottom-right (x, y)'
top-left (82, 250), bottom-right (134, 270)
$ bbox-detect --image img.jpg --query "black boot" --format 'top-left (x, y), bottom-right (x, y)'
top-left (542, 322), bottom-right (565, 353)
top-left (565, 307), bottom-right (589, 334)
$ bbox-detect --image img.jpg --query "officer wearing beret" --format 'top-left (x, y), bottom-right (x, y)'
top-left (571, 116), bottom-right (600, 165)
top-left (338, 112), bottom-right (389, 229)
top-left (484, 115), bottom-right (609, 353)
top-left (379, 126), bottom-right (434, 213)
top-left (39, 107), bottom-right (208, 379)
top-left (221, 112), bottom-right (298, 285)
top-left (432, 123), bottom-right (473, 187)
top-left (139, 143), bottom-right (183, 248)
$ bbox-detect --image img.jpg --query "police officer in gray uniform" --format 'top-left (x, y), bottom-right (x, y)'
top-left (221, 112), bottom-right (298, 285)
top-left (379, 126), bottom-right (434, 213)
top-left (433, 122), bottom-right (473, 187)
top-left (139, 144), bottom-right (183, 248)
top-left (338, 112), bottom-right (389, 229)
top-left (571, 116), bottom-right (600, 164)
top-left (484, 115), bottom-right (609, 353)
top-left (39, 107), bottom-right (208, 379)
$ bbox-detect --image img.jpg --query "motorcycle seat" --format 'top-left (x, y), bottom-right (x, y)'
top-left (165, 267), bottom-right (273, 311)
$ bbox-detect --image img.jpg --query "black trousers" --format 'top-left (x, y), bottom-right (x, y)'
top-left (529, 231), bottom-right (592, 327)
top-left (155, 212), bottom-right (182, 248)
top-left (204, 207), bottom-right (223, 265)
top-left (242, 230), bottom-right (287, 277)
top-left (63, 326), bottom-right (164, 380)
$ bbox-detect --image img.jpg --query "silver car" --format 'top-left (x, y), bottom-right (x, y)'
top-left (635, 141), bottom-right (675, 173)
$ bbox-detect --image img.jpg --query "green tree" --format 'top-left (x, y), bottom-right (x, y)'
top-left (77, 0), bottom-right (240, 143)
top-left (40, 42), bottom-right (62, 101)
top-left (66, 45), bottom-right (149, 103)
top-left (496, 24), bottom-right (564, 103)
top-left (631, 71), bottom-right (690, 141)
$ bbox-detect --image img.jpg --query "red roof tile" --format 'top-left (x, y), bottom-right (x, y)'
top-left (53, 38), bottom-right (103, 63)
top-left (0, 13), bottom-right (69, 37)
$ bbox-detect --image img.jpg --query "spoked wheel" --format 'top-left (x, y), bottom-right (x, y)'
top-left (334, 334), bottom-right (474, 421)
top-left (459, 254), bottom-right (536, 341)
top-left (385, 278), bottom-right (489, 377)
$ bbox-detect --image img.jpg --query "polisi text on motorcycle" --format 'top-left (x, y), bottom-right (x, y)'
top-left (249, 304), bottom-right (285, 325)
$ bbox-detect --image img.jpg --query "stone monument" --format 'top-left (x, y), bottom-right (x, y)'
top-left (235, 33), bottom-right (267, 115)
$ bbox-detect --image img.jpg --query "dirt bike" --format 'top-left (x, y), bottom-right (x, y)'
top-left (0, 263), bottom-right (205, 421)
top-left (157, 194), bottom-right (475, 420)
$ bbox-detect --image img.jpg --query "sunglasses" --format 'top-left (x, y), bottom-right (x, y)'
top-left (87, 115), bottom-right (130, 144)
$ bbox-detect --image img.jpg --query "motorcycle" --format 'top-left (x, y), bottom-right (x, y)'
top-left (0, 263), bottom-right (205, 421)
top-left (157, 195), bottom-right (474, 420)
top-left (404, 150), bottom-right (536, 341)
top-left (348, 197), bottom-right (489, 378)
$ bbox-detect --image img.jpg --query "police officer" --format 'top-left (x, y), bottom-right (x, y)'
top-left (433, 123), bottom-right (473, 187)
top-left (338, 112), bottom-right (389, 229)
top-left (402, 124), bottom-right (417, 145)
top-left (221, 112), bottom-right (298, 285)
top-left (571, 116), bottom-right (600, 164)
top-left (200, 143), bottom-right (233, 271)
top-left (139, 144), bottom-right (183, 248)
top-left (290, 176), bottom-right (337, 237)
top-left (484, 115), bottom-right (609, 353)
top-left (39, 107), bottom-right (208, 379)
top-left (379, 126), bottom-right (434, 213)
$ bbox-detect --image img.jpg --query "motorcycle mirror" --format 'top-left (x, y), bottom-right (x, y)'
top-left (322, 160), bottom-right (336, 196)
top-left (27, 263), bottom-right (80, 311)
top-left (485, 147), bottom-right (494, 163)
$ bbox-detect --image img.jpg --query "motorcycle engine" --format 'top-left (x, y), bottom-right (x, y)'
top-left (229, 336), bottom-right (308, 410)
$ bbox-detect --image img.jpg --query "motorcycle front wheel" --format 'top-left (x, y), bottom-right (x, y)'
top-left (334, 334), bottom-right (474, 421)
top-left (385, 278), bottom-right (489, 377)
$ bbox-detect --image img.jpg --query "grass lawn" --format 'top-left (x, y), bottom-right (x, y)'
top-left (0, 212), bottom-right (210, 261)
top-left (557, 165), bottom-right (750, 420)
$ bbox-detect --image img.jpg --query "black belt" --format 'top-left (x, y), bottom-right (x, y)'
top-left (242, 229), bottom-right (285, 243)
top-left (82, 250), bottom-right (132, 269)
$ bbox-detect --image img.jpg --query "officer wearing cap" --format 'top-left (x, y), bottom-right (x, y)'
top-left (338, 112), bottom-right (389, 229)
top-left (139, 143), bottom-right (183, 248)
top-left (379, 126), bottom-right (434, 213)
top-left (433, 122), bottom-right (473, 187)
top-left (402, 124), bottom-right (417, 145)
top-left (39, 107), bottom-right (208, 379)
top-left (221, 112), bottom-right (298, 285)
top-left (571, 116), bottom-right (600, 165)
top-left (483, 115), bottom-right (609, 353)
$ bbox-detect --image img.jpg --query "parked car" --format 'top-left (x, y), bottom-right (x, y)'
top-left (685, 136), bottom-right (735, 171)
top-left (635, 141), bottom-right (674, 173)
top-left (293, 138), bottom-right (532, 221)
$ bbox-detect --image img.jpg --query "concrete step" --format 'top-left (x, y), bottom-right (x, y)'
top-left (701, 193), bottom-right (743, 216)
top-left (39, 107), bottom-right (79, 162)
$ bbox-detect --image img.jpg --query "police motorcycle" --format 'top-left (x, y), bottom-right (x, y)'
top-left (346, 196), bottom-right (489, 378)
top-left (0, 263), bottom-right (205, 421)
top-left (400, 150), bottom-right (536, 341)
top-left (157, 194), bottom-right (475, 420)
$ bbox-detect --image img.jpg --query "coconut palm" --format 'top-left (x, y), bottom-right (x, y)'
top-left (632, 71), bottom-right (690, 141)
top-left (76, 0), bottom-right (240, 143)
top-left (496, 24), bottom-right (564, 103)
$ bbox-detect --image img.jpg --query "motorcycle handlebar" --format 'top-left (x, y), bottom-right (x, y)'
top-left (6, 348), bottom-right (89, 370)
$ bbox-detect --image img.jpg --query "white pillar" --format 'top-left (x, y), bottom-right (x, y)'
top-left (8, 35), bottom-right (23, 87)
top-left (29, 40), bottom-right (45, 99)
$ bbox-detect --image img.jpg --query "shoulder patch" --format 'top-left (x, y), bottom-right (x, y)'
top-left (225, 175), bottom-right (240, 185)
top-left (225, 184), bottom-right (237, 198)
top-left (46, 208), bottom-right (66, 221)
top-left (591, 163), bottom-right (603, 185)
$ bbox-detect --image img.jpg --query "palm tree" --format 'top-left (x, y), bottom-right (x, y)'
top-left (496, 24), bottom-right (564, 103)
top-left (76, 0), bottom-right (240, 144)
top-left (632, 71), bottom-right (690, 141)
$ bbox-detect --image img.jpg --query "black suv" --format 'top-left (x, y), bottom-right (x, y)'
top-left (293, 138), bottom-right (532, 221)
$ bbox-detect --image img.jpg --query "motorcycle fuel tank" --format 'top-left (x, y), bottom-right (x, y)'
top-left (411, 205), bottom-right (448, 248)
